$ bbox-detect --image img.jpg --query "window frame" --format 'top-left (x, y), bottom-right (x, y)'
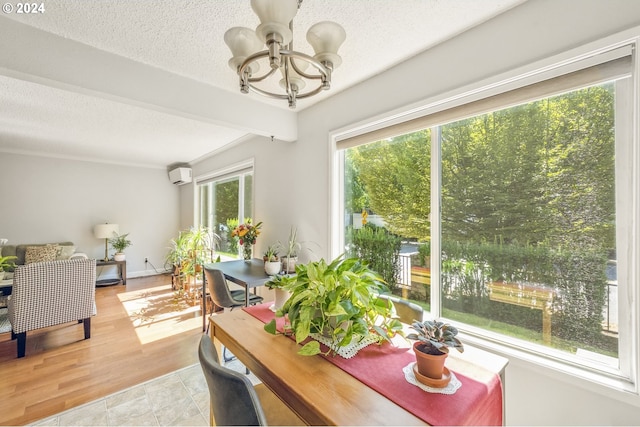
top-left (330, 38), bottom-right (639, 400)
top-left (194, 159), bottom-right (254, 252)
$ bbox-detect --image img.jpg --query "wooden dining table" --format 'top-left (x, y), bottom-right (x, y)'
top-left (208, 305), bottom-right (508, 426)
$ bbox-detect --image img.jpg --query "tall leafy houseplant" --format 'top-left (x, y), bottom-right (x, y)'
top-left (166, 231), bottom-right (190, 290)
top-left (181, 225), bottom-right (218, 277)
top-left (265, 255), bottom-right (403, 356)
top-left (168, 226), bottom-right (218, 299)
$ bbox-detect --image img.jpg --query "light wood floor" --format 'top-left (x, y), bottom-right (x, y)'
top-left (0, 274), bottom-right (204, 426)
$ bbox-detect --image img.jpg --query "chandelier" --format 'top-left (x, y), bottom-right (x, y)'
top-left (224, 0), bottom-right (346, 109)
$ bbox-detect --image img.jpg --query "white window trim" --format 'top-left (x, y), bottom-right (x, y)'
top-left (329, 28), bottom-right (640, 406)
top-left (193, 158), bottom-right (255, 228)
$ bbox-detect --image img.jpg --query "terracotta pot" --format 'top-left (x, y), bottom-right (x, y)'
top-left (413, 342), bottom-right (447, 379)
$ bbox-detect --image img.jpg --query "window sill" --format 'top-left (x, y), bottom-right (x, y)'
top-left (459, 331), bottom-right (640, 408)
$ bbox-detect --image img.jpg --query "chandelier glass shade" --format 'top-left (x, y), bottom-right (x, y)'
top-left (224, 0), bottom-right (346, 108)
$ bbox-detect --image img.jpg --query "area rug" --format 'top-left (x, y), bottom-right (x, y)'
top-left (0, 308), bottom-right (10, 334)
top-left (31, 358), bottom-right (256, 426)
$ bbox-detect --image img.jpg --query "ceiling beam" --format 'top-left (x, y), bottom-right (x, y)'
top-left (0, 16), bottom-right (297, 142)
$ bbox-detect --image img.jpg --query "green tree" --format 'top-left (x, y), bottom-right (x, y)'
top-left (347, 83), bottom-right (615, 252)
top-left (543, 84), bottom-right (615, 249)
top-left (441, 104), bottom-right (550, 244)
top-left (349, 130), bottom-right (431, 240)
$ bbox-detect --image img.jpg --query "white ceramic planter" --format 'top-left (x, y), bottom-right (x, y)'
top-left (264, 260), bottom-right (281, 276)
top-left (270, 288), bottom-right (291, 312)
top-left (114, 253), bottom-right (126, 261)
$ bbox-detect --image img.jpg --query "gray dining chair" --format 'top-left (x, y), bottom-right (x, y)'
top-left (204, 267), bottom-right (263, 315)
top-left (198, 334), bottom-right (267, 426)
top-left (378, 294), bottom-right (424, 324)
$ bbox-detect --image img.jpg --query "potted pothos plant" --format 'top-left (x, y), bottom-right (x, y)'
top-left (264, 255), bottom-right (403, 356)
top-left (407, 319), bottom-right (464, 380)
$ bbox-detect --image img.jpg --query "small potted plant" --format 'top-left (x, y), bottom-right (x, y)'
top-left (109, 233), bottom-right (132, 261)
top-left (407, 319), bottom-right (464, 382)
top-left (280, 226), bottom-right (300, 273)
top-left (0, 255), bottom-right (17, 280)
top-left (263, 244), bottom-right (281, 276)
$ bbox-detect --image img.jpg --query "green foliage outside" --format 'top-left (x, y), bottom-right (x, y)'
top-left (348, 84), bottom-right (615, 249)
top-left (225, 218), bottom-right (239, 254)
top-left (346, 131), bottom-right (431, 240)
top-left (346, 224), bottom-right (402, 291)
top-left (434, 241), bottom-right (609, 347)
top-left (344, 83), bottom-right (617, 353)
top-left (441, 86), bottom-right (615, 249)
top-left (199, 173), bottom-right (253, 256)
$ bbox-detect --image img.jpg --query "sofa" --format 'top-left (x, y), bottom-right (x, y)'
top-left (1, 241), bottom-right (87, 277)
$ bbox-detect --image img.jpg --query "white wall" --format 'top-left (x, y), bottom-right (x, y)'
top-left (0, 152), bottom-right (180, 278)
top-left (182, 0), bottom-right (640, 424)
top-left (186, 137), bottom-right (327, 262)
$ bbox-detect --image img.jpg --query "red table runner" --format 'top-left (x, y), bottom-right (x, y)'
top-left (244, 303), bottom-right (503, 426)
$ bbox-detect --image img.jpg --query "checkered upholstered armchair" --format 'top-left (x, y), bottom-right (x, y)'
top-left (8, 258), bottom-right (96, 358)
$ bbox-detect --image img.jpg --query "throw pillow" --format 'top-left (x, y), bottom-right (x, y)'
top-left (25, 245), bottom-right (58, 264)
top-left (56, 245), bottom-right (76, 260)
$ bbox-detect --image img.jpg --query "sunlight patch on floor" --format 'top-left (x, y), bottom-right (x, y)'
top-left (117, 284), bottom-right (202, 344)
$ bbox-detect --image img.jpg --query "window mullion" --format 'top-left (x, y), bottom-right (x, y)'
top-left (615, 75), bottom-right (636, 384)
top-left (431, 125), bottom-right (442, 318)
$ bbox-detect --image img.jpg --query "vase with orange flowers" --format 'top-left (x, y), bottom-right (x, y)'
top-left (232, 219), bottom-right (262, 261)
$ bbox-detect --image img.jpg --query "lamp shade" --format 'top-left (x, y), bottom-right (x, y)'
top-left (252, 0), bottom-right (298, 44)
top-left (224, 27), bottom-right (263, 73)
top-left (279, 58), bottom-right (309, 91)
top-left (94, 223), bottom-right (119, 239)
top-left (307, 21), bottom-right (346, 69)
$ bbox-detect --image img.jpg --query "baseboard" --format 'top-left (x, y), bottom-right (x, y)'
top-left (128, 269), bottom-right (172, 279)
top-left (95, 268), bottom-right (172, 282)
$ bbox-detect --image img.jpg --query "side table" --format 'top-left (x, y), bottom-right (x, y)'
top-left (96, 259), bottom-right (127, 286)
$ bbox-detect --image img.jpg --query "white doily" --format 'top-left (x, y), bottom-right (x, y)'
top-left (403, 362), bottom-right (462, 395)
top-left (309, 333), bottom-right (379, 359)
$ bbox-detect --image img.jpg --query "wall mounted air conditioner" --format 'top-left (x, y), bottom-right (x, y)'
top-left (169, 167), bottom-right (192, 185)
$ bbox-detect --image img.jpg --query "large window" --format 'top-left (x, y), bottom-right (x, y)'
top-left (197, 165), bottom-right (253, 257)
top-left (336, 46), bottom-right (635, 384)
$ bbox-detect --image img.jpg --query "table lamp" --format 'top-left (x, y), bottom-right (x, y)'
top-left (94, 223), bottom-right (119, 261)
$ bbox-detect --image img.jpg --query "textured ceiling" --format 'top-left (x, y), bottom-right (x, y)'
top-left (0, 0), bottom-right (526, 168)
